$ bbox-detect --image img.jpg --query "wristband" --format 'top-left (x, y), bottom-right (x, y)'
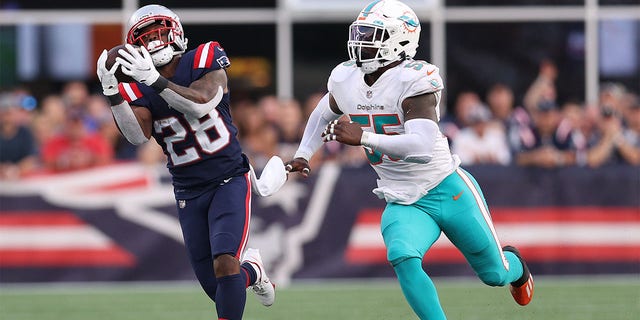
top-left (360, 131), bottom-right (380, 149)
top-left (150, 76), bottom-right (169, 93)
top-left (106, 93), bottom-right (124, 106)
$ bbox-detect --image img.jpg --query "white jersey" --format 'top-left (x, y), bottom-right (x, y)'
top-left (328, 59), bottom-right (460, 204)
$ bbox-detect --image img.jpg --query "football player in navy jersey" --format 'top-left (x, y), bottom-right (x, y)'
top-left (96, 4), bottom-right (275, 319)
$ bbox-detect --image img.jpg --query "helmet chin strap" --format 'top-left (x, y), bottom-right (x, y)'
top-left (359, 61), bottom-right (382, 74)
top-left (359, 57), bottom-right (400, 74)
top-left (151, 46), bottom-right (174, 67)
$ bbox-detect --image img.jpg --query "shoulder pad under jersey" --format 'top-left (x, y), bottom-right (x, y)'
top-left (329, 60), bottom-right (359, 84)
top-left (398, 60), bottom-right (444, 93)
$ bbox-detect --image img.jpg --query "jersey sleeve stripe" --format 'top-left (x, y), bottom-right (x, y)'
top-left (204, 42), bottom-right (217, 68)
top-left (194, 41), bottom-right (216, 69)
top-left (193, 42), bottom-right (206, 69)
top-left (119, 83), bottom-right (142, 102)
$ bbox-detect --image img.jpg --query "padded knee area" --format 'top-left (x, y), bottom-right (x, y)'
top-left (478, 271), bottom-right (507, 287)
top-left (386, 238), bottom-right (420, 266)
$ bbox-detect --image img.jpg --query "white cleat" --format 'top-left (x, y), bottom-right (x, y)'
top-left (242, 248), bottom-right (275, 307)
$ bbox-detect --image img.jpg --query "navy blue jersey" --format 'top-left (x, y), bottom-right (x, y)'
top-left (118, 41), bottom-right (248, 196)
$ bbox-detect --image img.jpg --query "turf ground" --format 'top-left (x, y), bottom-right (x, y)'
top-left (1, 276), bottom-right (638, 320)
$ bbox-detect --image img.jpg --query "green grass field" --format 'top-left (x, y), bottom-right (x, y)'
top-left (1, 276), bottom-right (638, 320)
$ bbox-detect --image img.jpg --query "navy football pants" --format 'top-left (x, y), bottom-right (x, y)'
top-left (176, 173), bottom-right (251, 301)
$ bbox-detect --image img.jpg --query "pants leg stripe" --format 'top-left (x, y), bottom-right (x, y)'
top-left (455, 168), bottom-right (509, 270)
top-left (235, 173), bottom-right (252, 259)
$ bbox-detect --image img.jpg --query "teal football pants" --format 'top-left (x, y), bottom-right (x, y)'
top-left (381, 168), bottom-right (524, 320)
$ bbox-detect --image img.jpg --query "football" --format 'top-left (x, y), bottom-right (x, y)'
top-left (105, 44), bottom-right (138, 83)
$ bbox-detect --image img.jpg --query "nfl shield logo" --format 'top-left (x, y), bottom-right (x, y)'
top-left (179, 200), bottom-right (186, 208)
top-left (366, 90), bottom-right (373, 99)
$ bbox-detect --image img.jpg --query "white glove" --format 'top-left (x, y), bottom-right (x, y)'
top-left (117, 44), bottom-right (160, 86)
top-left (96, 50), bottom-right (120, 96)
top-left (249, 156), bottom-right (288, 197)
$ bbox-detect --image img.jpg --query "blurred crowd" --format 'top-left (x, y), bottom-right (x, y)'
top-left (1, 61), bottom-right (638, 180)
top-left (441, 61), bottom-right (640, 168)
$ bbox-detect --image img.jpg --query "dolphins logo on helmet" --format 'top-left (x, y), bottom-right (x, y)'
top-left (348, 0), bottom-right (421, 74)
top-left (126, 4), bottom-right (188, 67)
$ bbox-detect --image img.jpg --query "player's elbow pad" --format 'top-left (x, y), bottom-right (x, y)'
top-left (361, 118), bottom-right (438, 164)
top-left (159, 86), bottom-right (224, 119)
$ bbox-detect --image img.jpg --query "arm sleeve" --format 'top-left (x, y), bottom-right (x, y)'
top-left (360, 118), bottom-right (439, 164)
top-left (110, 100), bottom-right (149, 146)
top-left (293, 93), bottom-right (341, 161)
top-left (159, 85), bottom-right (224, 119)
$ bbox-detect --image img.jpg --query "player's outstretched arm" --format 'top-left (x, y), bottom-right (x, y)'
top-left (117, 45), bottom-right (224, 119)
top-left (97, 49), bottom-right (150, 145)
top-left (286, 93), bottom-right (342, 177)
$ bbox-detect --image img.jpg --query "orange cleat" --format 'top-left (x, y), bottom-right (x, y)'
top-left (503, 245), bottom-right (534, 306)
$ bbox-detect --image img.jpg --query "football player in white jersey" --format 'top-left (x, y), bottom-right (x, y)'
top-left (286, 1), bottom-right (534, 319)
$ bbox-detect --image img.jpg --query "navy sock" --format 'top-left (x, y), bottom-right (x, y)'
top-left (241, 262), bottom-right (257, 287)
top-left (215, 274), bottom-right (246, 320)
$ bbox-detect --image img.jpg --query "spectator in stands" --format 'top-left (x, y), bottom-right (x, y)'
top-left (247, 123), bottom-right (281, 170)
top-left (276, 98), bottom-right (305, 160)
top-left (559, 101), bottom-right (594, 167)
top-left (452, 104), bottom-right (511, 165)
top-left (31, 95), bottom-right (67, 147)
top-left (515, 100), bottom-right (577, 168)
top-left (599, 82), bottom-right (628, 120)
top-left (587, 96), bottom-right (640, 167)
top-left (61, 81), bottom-right (96, 131)
top-left (617, 99), bottom-right (640, 165)
top-left (523, 59), bottom-right (558, 114)
top-left (257, 95), bottom-right (281, 126)
top-left (485, 83), bottom-right (534, 157)
top-left (40, 108), bottom-right (114, 172)
top-left (486, 83), bottom-right (514, 123)
top-left (232, 100), bottom-right (280, 170)
top-left (0, 92), bottom-right (38, 179)
top-left (440, 90), bottom-right (485, 141)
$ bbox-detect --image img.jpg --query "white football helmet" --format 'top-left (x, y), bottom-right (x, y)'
top-left (126, 4), bottom-right (188, 67)
top-left (348, 0), bottom-right (421, 74)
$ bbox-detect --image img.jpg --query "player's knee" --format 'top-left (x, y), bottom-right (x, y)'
top-left (386, 238), bottom-right (420, 266)
top-left (478, 271), bottom-right (507, 287)
top-left (213, 253), bottom-right (240, 277)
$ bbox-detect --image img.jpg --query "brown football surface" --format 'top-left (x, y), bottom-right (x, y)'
top-left (105, 44), bottom-right (136, 83)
